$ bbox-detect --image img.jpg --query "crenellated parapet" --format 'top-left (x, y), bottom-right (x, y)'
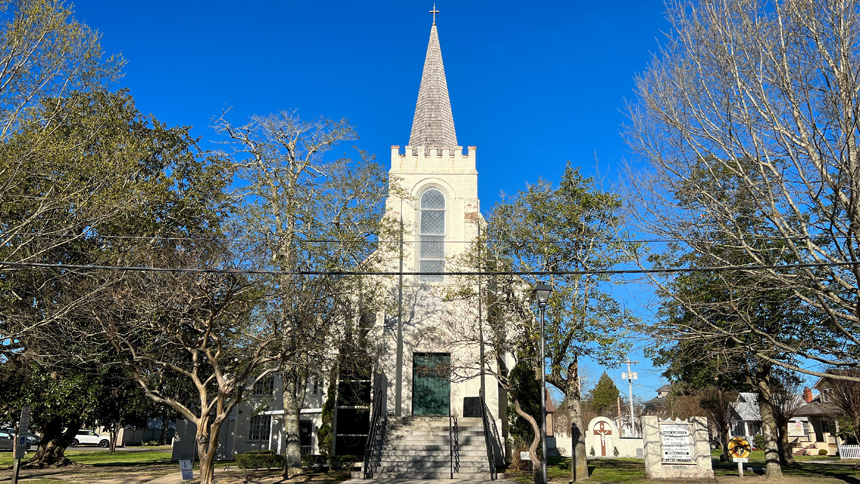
top-left (390, 145), bottom-right (477, 174)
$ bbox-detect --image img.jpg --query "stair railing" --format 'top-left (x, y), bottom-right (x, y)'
top-left (363, 375), bottom-right (385, 479)
top-left (479, 389), bottom-right (501, 480)
top-left (448, 414), bottom-right (455, 478)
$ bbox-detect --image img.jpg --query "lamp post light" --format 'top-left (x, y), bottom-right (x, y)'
top-left (534, 282), bottom-right (553, 484)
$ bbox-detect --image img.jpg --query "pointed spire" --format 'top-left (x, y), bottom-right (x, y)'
top-left (408, 21), bottom-right (457, 150)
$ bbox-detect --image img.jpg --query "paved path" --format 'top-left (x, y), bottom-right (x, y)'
top-left (143, 475), bottom-right (517, 484)
top-left (341, 480), bottom-right (516, 484)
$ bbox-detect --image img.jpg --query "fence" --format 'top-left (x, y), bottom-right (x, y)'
top-left (838, 445), bottom-right (860, 459)
top-left (121, 428), bottom-right (175, 446)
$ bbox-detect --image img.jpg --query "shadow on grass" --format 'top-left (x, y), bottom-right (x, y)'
top-left (541, 457), bottom-right (646, 483)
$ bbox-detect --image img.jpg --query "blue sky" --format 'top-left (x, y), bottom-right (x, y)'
top-left (72, 1), bottom-right (674, 399)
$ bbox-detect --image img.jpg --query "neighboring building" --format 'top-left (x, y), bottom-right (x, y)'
top-left (172, 16), bottom-right (507, 475)
top-left (642, 384), bottom-right (672, 416)
top-left (794, 376), bottom-right (849, 455)
top-left (172, 373), bottom-right (327, 461)
top-left (725, 388), bottom-right (844, 456)
top-left (729, 392), bottom-right (763, 439)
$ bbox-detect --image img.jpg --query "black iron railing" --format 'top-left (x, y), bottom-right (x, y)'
top-left (479, 389), bottom-right (501, 480)
top-left (363, 376), bottom-right (385, 479)
top-left (449, 414), bottom-right (459, 478)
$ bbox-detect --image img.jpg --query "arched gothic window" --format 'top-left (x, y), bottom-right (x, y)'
top-left (419, 189), bottom-right (445, 282)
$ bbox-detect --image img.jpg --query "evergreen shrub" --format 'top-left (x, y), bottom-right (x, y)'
top-left (236, 450), bottom-right (284, 469)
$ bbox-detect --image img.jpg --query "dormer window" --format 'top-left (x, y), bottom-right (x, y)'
top-left (419, 189), bottom-right (445, 282)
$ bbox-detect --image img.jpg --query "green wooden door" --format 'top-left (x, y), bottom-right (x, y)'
top-left (412, 353), bottom-right (450, 415)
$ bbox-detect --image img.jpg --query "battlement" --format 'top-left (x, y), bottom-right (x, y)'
top-left (390, 145), bottom-right (477, 174)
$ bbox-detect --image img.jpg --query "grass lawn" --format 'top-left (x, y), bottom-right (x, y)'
top-left (0, 449), bottom-right (173, 468)
top-left (505, 453), bottom-right (860, 483)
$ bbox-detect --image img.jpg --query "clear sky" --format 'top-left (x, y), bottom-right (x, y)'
top-left (71, 1), bottom-right (675, 400)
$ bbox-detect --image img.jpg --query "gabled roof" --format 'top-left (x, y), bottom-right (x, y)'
top-left (408, 24), bottom-right (457, 149)
top-left (796, 395), bottom-right (844, 418)
top-left (730, 400), bottom-right (761, 421)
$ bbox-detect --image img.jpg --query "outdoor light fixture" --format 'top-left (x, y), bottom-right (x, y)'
top-left (535, 283), bottom-right (552, 307)
top-left (534, 281), bottom-right (553, 484)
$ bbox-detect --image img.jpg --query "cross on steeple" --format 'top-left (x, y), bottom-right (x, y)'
top-left (430, 4), bottom-right (439, 25)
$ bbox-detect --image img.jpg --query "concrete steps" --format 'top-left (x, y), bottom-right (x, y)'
top-left (362, 416), bottom-right (493, 479)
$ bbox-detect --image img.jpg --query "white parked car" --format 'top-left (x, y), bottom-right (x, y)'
top-left (70, 430), bottom-right (109, 448)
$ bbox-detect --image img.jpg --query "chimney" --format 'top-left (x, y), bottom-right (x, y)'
top-left (803, 387), bottom-right (813, 403)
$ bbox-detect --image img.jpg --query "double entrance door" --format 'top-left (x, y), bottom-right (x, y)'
top-left (412, 353), bottom-right (450, 415)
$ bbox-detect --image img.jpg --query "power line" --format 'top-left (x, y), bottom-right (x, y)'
top-left (0, 231), bottom-right (836, 246)
top-left (0, 259), bottom-right (854, 277)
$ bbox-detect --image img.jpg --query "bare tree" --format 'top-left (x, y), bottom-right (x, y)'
top-left (626, 0), bottom-right (860, 385)
top-left (215, 111), bottom-right (393, 477)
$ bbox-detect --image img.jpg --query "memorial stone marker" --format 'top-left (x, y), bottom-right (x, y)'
top-left (642, 416), bottom-right (714, 479)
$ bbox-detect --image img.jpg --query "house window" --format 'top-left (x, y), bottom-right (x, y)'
top-left (419, 189), bottom-right (445, 282)
top-left (249, 415), bottom-right (271, 441)
top-left (253, 376), bottom-right (274, 395)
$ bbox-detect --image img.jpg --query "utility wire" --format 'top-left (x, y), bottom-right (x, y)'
top-left (0, 231), bottom-right (837, 245)
top-left (0, 260), bottom-right (854, 277)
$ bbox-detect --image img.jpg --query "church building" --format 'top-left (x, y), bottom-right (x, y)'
top-left (172, 14), bottom-right (507, 478)
top-left (361, 12), bottom-right (507, 477)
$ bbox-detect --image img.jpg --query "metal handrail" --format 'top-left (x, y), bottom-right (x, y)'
top-left (479, 389), bottom-right (500, 480)
top-left (449, 414), bottom-right (454, 478)
top-left (363, 376), bottom-right (385, 479)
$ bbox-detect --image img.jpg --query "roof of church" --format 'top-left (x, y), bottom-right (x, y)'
top-left (408, 23), bottom-right (457, 149)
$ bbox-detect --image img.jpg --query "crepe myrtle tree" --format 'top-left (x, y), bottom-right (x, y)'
top-left (91, 254), bottom-right (279, 484)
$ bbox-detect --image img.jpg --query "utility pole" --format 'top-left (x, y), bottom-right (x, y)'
top-left (621, 360), bottom-right (639, 437)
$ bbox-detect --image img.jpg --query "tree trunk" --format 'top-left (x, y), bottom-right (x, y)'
top-left (197, 439), bottom-right (216, 484)
top-left (777, 418), bottom-right (796, 465)
top-left (282, 365), bottom-right (307, 479)
top-left (513, 398), bottom-right (543, 484)
top-left (566, 360), bottom-right (588, 481)
top-left (108, 426), bottom-right (119, 453)
top-left (721, 426), bottom-right (731, 462)
top-left (25, 416), bottom-right (81, 468)
top-left (195, 417), bottom-right (225, 484)
top-left (756, 375), bottom-right (783, 478)
top-left (159, 408), bottom-right (170, 444)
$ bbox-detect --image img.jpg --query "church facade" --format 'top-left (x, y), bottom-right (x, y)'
top-left (372, 18), bottom-right (506, 426)
top-left (172, 18), bottom-right (507, 472)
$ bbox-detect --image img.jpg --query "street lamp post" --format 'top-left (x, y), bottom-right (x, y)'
top-left (535, 283), bottom-right (553, 484)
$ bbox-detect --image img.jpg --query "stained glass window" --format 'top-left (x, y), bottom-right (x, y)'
top-left (419, 189), bottom-right (445, 282)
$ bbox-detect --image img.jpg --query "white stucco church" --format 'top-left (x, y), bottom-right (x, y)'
top-left (172, 15), bottom-right (508, 477)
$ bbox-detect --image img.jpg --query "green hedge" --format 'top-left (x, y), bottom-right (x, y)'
top-left (236, 450), bottom-right (285, 470)
top-left (329, 454), bottom-right (359, 471)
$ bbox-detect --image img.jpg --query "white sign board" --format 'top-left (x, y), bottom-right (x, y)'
top-left (733, 457), bottom-right (748, 463)
top-left (519, 451), bottom-right (531, 461)
top-left (14, 406), bottom-right (32, 459)
top-left (14, 435), bottom-right (27, 459)
top-left (179, 460), bottom-right (194, 480)
top-left (19, 407), bottom-right (31, 430)
top-left (660, 423), bottom-right (692, 463)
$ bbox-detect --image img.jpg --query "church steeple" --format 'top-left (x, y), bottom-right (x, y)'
top-left (408, 18), bottom-right (457, 150)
